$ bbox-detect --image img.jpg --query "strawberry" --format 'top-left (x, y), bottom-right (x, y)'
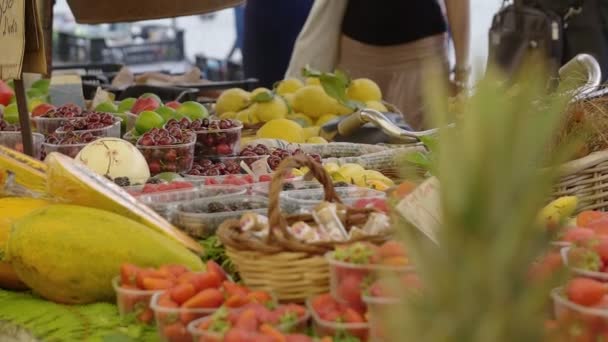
top-left (311, 294), bottom-right (337, 317)
top-left (333, 242), bottom-right (375, 264)
top-left (191, 271), bottom-right (222, 291)
top-left (137, 308), bottom-right (154, 324)
top-left (594, 238), bottom-right (608, 264)
top-left (578, 211), bottom-right (607, 227)
top-left (141, 277), bottom-right (174, 290)
top-left (247, 291), bottom-right (273, 304)
top-left (343, 307), bottom-right (366, 323)
top-left (567, 278), bottom-right (607, 306)
top-left (337, 273), bottom-right (364, 307)
top-left (225, 329), bottom-right (274, 342)
top-left (378, 241), bottom-right (407, 259)
top-left (206, 260), bottom-right (228, 282)
top-left (225, 293), bottom-right (250, 308)
top-left (164, 264), bottom-right (189, 277)
top-left (528, 252), bottom-right (564, 282)
top-left (235, 309), bottom-right (258, 331)
top-left (568, 247), bottom-right (602, 271)
top-left (182, 288), bottom-right (224, 309)
top-left (562, 227), bottom-right (596, 243)
top-left (285, 334), bottom-right (314, 342)
top-left (120, 263), bottom-right (140, 286)
top-left (162, 322), bottom-right (189, 342)
top-left (589, 219), bottom-right (608, 236)
top-left (223, 281), bottom-right (249, 297)
top-left (169, 282), bottom-right (197, 305)
top-left (259, 323), bottom-right (286, 341)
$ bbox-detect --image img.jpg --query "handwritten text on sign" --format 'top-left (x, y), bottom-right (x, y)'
top-left (0, 0), bottom-right (24, 79)
top-left (395, 177), bottom-right (442, 244)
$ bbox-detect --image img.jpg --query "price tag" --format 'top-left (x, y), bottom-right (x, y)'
top-left (395, 177), bottom-right (442, 244)
top-left (0, 0), bottom-right (25, 79)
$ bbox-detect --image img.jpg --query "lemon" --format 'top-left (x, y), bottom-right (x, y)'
top-left (216, 88), bottom-right (251, 114)
top-left (306, 77), bottom-right (321, 86)
top-left (251, 96), bottom-right (288, 122)
top-left (323, 162), bottom-right (340, 174)
top-left (219, 111), bottom-right (237, 120)
top-left (287, 113), bottom-right (314, 127)
top-left (293, 86), bottom-right (336, 119)
top-left (363, 170), bottom-right (394, 186)
top-left (291, 168), bottom-right (306, 177)
top-left (306, 136), bottom-right (328, 144)
top-left (251, 87), bottom-right (271, 97)
top-left (236, 107), bottom-right (259, 124)
top-left (276, 78), bottom-right (303, 95)
top-left (282, 93), bottom-right (295, 109)
top-left (316, 114), bottom-right (339, 126)
top-left (256, 118), bottom-right (305, 143)
top-left (366, 179), bottom-right (391, 191)
top-left (347, 78), bottom-right (382, 102)
top-left (333, 101), bottom-right (353, 115)
top-left (365, 100), bottom-right (388, 112)
top-left (303, 126), bottom-right (320, 139)
top-left (330, 171), bottom-right (349, 183)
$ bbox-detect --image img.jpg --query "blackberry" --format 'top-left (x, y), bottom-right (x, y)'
top-left (207, 202), bottom-right (227, 213)
top-left (333, 182), bottom-right (349, 188)
top-left (114, 177), bottom-right (131, 187)
top-left (282, 183), bottom-right (296, 191)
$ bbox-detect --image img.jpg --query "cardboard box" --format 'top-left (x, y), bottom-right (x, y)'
top-left (66, 0), bottom-right (244, 24)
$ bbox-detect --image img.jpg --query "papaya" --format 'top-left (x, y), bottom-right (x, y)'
top-left (0, 197), bottom-right (52, 290)
top-left (44, 152), bottom-right (202, 254)
top-left (5, 204), bottom-right (204, 304)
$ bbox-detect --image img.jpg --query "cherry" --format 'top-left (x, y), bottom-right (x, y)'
top-left (216, 143), bottom-right (232, 155)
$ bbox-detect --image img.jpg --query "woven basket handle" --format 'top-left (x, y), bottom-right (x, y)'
top-left (267, 154), bottom-right (341, 240)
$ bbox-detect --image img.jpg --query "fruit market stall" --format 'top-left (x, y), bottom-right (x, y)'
top-left (4, 0), bottom-right (608, 341)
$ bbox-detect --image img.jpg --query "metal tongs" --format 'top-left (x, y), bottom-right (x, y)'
top-left (336, 53), bottom-right (603, 144)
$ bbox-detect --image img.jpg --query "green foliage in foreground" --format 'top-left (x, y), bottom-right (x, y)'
top-left (389, 67), bottom-right (576, 342)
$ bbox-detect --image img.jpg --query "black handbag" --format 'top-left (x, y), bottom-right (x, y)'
top-left (488, 0), bottom-right (583, 79)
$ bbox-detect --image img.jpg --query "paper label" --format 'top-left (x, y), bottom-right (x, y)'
top-left (0, 0), bottom-right (25, 79)
top-left (395, 177), bottom-right (442, 244)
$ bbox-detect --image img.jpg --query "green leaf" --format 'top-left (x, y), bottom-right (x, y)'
top-left (251, 91), bottom-right (274, 103)
top-left (403, 151), bottom-right (431, 168)
top-left (301, 65), bottom-right (322, 78)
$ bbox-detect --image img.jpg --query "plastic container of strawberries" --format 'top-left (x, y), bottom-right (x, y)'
top-left (325, 252), bottom-right (414, 310)
top-left (560, 246), bottom-right (608, 281)
top-left (0, 132), bottom-right (45, 159)
top-left (175, 195), bottom-right (268, 238)
top-left (551, 287), bottom-right (608, 328)
top-left (55, 119), bottom-right (122, 138)
top-left (150, 292), bottom-right (220, 342)
top-left (306, 297), bottom-right (369, 341)
top-left (187, 307), bottom-right (311, 341)
top-left (281, 187), bottom-right (386, 214)
top-left (136, 139), bottom-right (196, 176)
top-left (112, 276), bottom-right (159, 325)
top-left (194, 122), bottom-right (242, 157)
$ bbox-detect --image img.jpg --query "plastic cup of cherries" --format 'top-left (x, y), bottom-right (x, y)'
top-left (164, 118), bottom-right (242, 157)
top-left (40, 131), bottom-right (99, 159)
top-left (136, 127), bottom-right (196, 175)
top-left (32, 103), bottom-right (85, 136)
top-left (55, 112), bottom-right (121, 138)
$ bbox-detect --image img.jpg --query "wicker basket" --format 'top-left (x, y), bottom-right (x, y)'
top-left (217, 155), bottom-right (388, 302)
top-left (552, 150), bottom-right (608, 212)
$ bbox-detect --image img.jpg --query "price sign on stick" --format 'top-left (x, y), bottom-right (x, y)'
top-left (0, 0), bottom-right (25, 79)
top-left (395, 177), bottom-right (442, 244)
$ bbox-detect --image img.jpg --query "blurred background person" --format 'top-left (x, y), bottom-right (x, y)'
top-left (242, 0), bottom-right (314, 89)
top-left (337, 0), bottom-right (470, 129)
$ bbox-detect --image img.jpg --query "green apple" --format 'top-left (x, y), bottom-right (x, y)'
top-left (152, 172), bottom-right (183, 182)
top-left (135, 110), bottom-right (164, 135)
top-left (4, 103), bottom-right (19, 124)
top-left (112, 112), bottom-right (128, 135)
top-left (139, 93), bottom-right (162, 104)
top-left (118, 98), bottom-right (137, 112)
top-left (30, 79), bottom-right (50, 93)
top-left (95, 101), bottom-right (119, 113)
top-left (155, 105), bottom-right (177, 122)
top-left (26, 88), bottom-right (45, 99)
top-left (176, 101), bottom-right (208, 120)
